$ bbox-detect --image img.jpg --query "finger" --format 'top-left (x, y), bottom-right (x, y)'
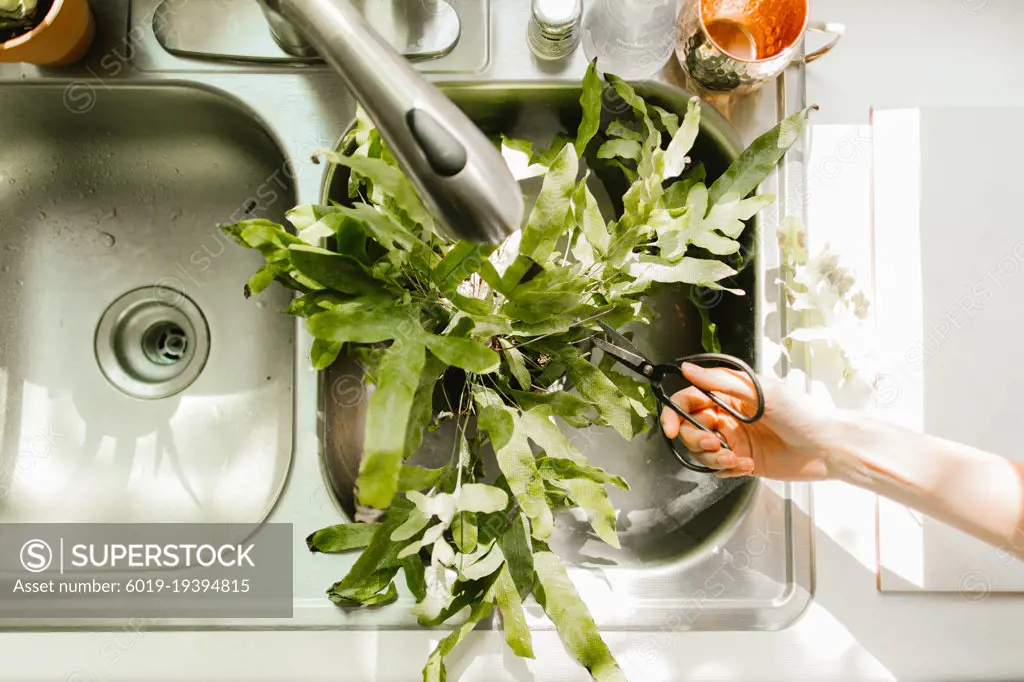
top-left (714, 458), bottom-right (756, 478)
top-left (716, 412), bottom-right (742, 443)
top-left (678, 409), bottom-right (719, 451)
top-left (660, 405), bottom-right (681, 439)
top-left (681, 363), bottom-right (758, 409)
top-left (660, 387), bottom-right (714, 438)
top-left (691, 448), bottom-right (740, 470)
top-left (666, 386), bottom-right (715, 414)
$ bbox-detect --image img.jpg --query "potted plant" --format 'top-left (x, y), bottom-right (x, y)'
top-left (0, 0), bottom-right (94, 66)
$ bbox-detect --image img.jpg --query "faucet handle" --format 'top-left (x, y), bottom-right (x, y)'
top-left (256, 0), bottom-right (317, 58)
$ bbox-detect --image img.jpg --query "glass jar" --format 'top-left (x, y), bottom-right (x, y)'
top-left (528, 0), bottom-right (584, 60)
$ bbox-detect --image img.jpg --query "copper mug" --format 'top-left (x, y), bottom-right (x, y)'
top-left (676, 0), bottom-right (843, 93)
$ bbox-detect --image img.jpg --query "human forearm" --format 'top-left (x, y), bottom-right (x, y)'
top-left (830, 413), bottom-right (1024, 557)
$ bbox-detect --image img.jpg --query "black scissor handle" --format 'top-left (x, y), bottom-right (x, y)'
top-left (663, 432), bottom-right (719, 473)
top-left (655, 354), bottom-right (765, 423)
top-left (654, 385), bottom-right (723, 473)
top-left (652, 354), bottom-right (766, 474)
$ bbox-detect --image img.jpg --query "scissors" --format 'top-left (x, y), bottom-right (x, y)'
top-left (592, 321), bottom-right (766, 474)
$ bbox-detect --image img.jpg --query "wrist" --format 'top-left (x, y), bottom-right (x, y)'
top-left (823, 411), bottom-right (930, 496)
top-left (822, 410), bottom-right (897, 486)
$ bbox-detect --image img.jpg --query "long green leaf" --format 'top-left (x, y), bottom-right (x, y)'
top-left (458, 543), bottom-right (505, 581)
top-left (287, 244), bottom-right (381, 295)
top-left (509, 390), bottom-right (593, 428)
top-left (533, 552), bottom-right (626, 682)
top-left (457, 483), bottom-right (509, 513)
top-left (499, 338), bottom-right (532, 391)
top-left (662, 164), bottom-right (707, 208)
top-left (320, 150), bottom-right (435, 230)
top-left (451, 511), bottom-right (478, 554)
top-left (357, 337), bottom-right (427, 508)
top-left (307, 301), bottom-right (415, 344)
top-left (402, 555), bottom-right (428, 601)
top-left (329, 569), bottom-right (400, 606)
top-left (333, 203), bottom-right (423, 252)
top-left (605, 74), bottom-right (651, 128)
top-left (575, 59), bottom-right (602, 154)
top-left (517, 144), bottom-right (579, 266)
top-left (245, 264), bottom-right (278, 296)
top-left (495, 564), bottom-right (535, 658)
top-left (497, 512), bottom-right (535, 599)
top-left (306, 523), bottom-right (380, 553)
top-left (663, 98), bottom-right (701, 179)
top-left (651, 104), bottom-right (680, 135)
top-left (562, 351), bottom-right (636, 440)
top-left (692, 288), bottom-right (724, 353)
top-left (536, 458), bottom-right (629, 490)
top-left (403, 354), bottom-right (447, 458)
top-left (503, 265), bottom-right (589, 324)
top-left (626, 255), bottom-right (738, 287)
top-left (652, 184), bottom-right (743, 260)
top-left (474, 391), bottom-right (554, 541)
top-left (433, 241), bottom-right (496, 296)
top-left (422, 581), bottom-right (497, 682)
top-left (707, 106), bottom-right (814, 205)
top-left (520, 409), bottom-right (626, 548)
top-left (421, 334), bottom-right (500, 374)
top-left (569, 478), bottom-right (621, 547)
top-left (573, 175), bottom-right (610, 254)
top-left (310, 338), bottom-right (343, 370)
top-left (596, 139), bottom-right (641, 162)
top-left (703, 193), bottom-right (775, 239)
top-left (398, 464), bottom-right (448, 492)
top-left (535, 133), bottom-right (574, 167)
top-left (606, 120), bottom-right (643, 142)
top-left (332, 498), bottom-right (415, 594)
top-left (223, 218), bottom-right (303, 254)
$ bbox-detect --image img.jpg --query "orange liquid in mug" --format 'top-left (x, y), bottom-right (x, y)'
top-left (705, 18), bottom-right (758, 61)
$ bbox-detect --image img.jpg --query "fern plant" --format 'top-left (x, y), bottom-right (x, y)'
top-left (224, 62), bottom-right (809, 682)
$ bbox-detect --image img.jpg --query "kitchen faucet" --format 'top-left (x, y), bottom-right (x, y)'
top-left (257, 0), bottom-right (524, 245)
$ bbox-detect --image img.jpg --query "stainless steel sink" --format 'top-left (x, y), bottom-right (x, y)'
top-left (0, 84), bottom-right (295, 524)
top-left (0, 0), bottom-right (811, 634)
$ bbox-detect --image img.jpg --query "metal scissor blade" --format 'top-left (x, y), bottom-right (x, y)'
top-left (593, 322), bottom-right (650, 374)
top-left (597, 321), bottom-right (645, 356)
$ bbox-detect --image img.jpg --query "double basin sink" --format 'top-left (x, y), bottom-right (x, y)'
top-left (0, 0), bottom-right (811, 632)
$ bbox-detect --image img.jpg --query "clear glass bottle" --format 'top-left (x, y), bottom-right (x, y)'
top-left (581, 0), bottom-right (678, 79)
top-left (528, 0), bottom-right (583, 60)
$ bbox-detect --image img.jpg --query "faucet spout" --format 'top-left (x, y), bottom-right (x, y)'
top-left (258, 0), bottom-right (524, 245)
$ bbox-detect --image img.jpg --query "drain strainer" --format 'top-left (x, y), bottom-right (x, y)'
top-left (95, 286), bottom-right (211, 399)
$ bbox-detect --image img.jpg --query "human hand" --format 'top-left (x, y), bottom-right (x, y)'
top-left (660, 363), bottom-right (842, 481)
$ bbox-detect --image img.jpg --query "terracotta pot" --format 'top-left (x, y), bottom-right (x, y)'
top-left (0, 0), bottom-right (95, 66)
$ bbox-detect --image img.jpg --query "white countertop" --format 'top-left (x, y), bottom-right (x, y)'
top-left (5, 0), bottom-right (1024, 679)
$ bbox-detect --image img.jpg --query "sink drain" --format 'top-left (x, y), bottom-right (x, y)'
top-left (95, 287), bottom-right (211, 399)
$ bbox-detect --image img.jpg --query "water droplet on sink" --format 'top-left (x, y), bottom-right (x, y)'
top-left (255, 300), bottom-right (267, 309)
top-left (99, 232), bottom-right (115, 247)
top-left (5, 245), bottom-right (19, 252)
top-left (15, 280), bottom-right (23, 287)
top-left (7, 178), bottom-right (14, 185)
